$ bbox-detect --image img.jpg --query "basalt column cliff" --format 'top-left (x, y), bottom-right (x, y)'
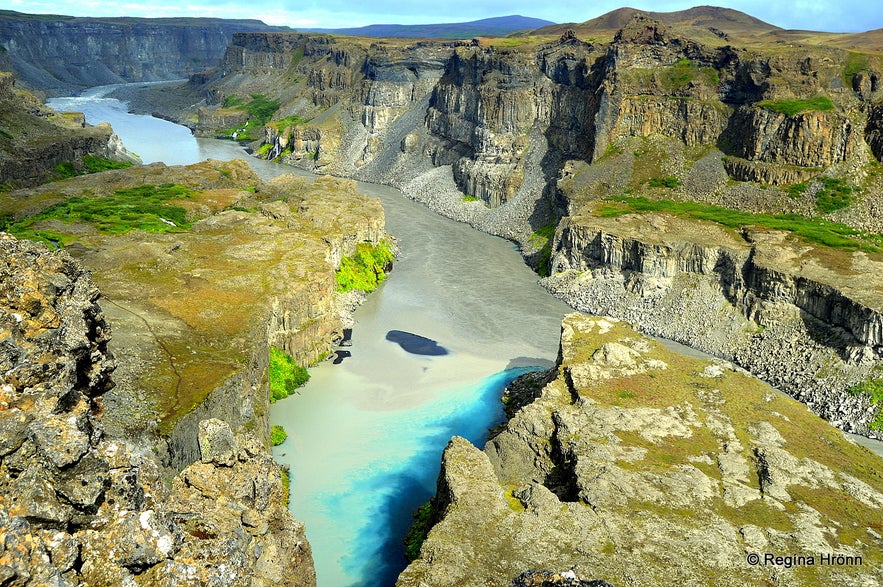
top-left (189, 12), bottom-right (883, 436)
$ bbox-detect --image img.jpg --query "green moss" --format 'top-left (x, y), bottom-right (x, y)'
top-left (223, 95), bottom-right (245, 108)
top-left (843, 52), bottom-right (871, 87)
top-left (814, 177), bottom-right (853, 214)
top-left (7, 183), bottom-right (194, 246)
top-left (528, 222), bottom-right (556, 278)
top-left (270, 424), bottom-right (288, 446)
top-left (848, 365), bottom-right (883, 431)
top-left (758, 96), bottom-right (835, 117)
top-left (82, 155), bottom-right (133, 173)
top-left (220, 94), bottom-right (281, 141)
top-left (647, 176), bottom-right (679, 189)
top-left (462, 194), bottom-right (480, 202)
top-left (335, 241), bottom-right (394, 293)
top-left (403, 500), bottom-right (436, 562)
top-left (268, 114), bottom-right (311, 130)
top-left (51, 156), bottom-right (133, 180)
top-left (269, 347), bottom-right (310, 402)
top-left (596, 196), bottom-right (883, 253)
top-left (786, 182), bottom-right (808, 199)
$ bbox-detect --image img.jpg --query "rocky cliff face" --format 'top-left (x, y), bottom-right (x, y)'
top-left (0, 71), bottom-right (137, 188)
top-left (0, 234), bottom-right (314, 586)
top-left (0, 11), bottom-right (285, 95)
top-left (188, 14), bottom-right (883, 238)
top-left (186, 16), bottom-right (883, 435)
top-left (398, 314), bottom-right (883, 586)
top-left (542, 212), bottom-right (883, 436)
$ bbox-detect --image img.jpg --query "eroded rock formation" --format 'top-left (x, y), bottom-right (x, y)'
top-left (0, 235), bottom-right (314, 586)
top-left (398, 314), bottom-right (883, 586)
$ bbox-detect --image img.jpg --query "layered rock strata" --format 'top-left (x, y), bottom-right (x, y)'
top-left (193, 15), bottom-right (883, 226)
top-left (0, 160), bottom-right (389, 466)
top-left (0, 12), bottom-right (285, 95)
top-left (0, 234), bottom-right (314, 586)
top-left (398, 314), bottom-right (883, 587)
top-left (0, 71), bottom-right (137, 188)
top-left (542, 212), bottom-right (883, 435)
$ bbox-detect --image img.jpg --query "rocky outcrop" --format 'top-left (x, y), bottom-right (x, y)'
top-left (721, 107), bottom-right (857, 183)
top-left (1, 160), bottom-right (389, 468)
top-left (542, 213), bottom-right (883, 435)
top-left (182, 14), bottom-right (883, 244)
top-left (866, 105), bottom-right (883, 162)
top-left (398, 314), bottom-right (883, 587)
top-left (0, 234), bottom-right (315, 586)
top-left (0, 11), bottom-right (285, 95)
top-left (0, 72), bottom-right (137, 187)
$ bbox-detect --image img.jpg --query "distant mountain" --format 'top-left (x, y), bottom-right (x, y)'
top-left (534, 5), bottom-right (780, 38)
top-left (302, 15), bottom-right (555, 39)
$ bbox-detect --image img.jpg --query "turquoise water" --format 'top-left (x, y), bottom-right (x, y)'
top-left (273, 365), bottom-right (539, 586)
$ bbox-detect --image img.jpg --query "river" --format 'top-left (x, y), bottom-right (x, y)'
top-left (48, 87), bottom-right (574, 586)
top-left (49, 86), bottom-right (883, 587)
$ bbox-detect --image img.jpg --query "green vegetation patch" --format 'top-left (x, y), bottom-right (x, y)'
top-left (596, 196), bottom-right (883, 253)
top-left (403, 500), bottom-right (436, 562)
top-left (786, 182), bottom-right (808, 199)
top-left (647, 176), bottom-right (679, 189)
top-left (814, 177), bottom-right (853, 214)
top-left (335, 241), bottom-right (394, 293)
top-left (268, 114), bottom-right (311, 130)
top-left (848, 365), bottom-right (883, 431)
top-left (7, 183), bottom-right (194, 246)
top-left (843, 52), bottom-right (871, 87)
top-left (528, 222), bottom-right (556, 277)
top-left (221, 94), bottom-right (281, 141)
top-left (758, 96), bottom-right (835, 117)
top-left (462, 194), bottom-right (480, 202)
top-left (628, 58), bottom-right (720, 93)
top-left (52, 155), bottom-right (133, 180)
top-left (270, 424), bottom-right (288, 446)
top-left (269, 347), bottom-right (310, 402)
top-left (664, 58), bottom-right (720, 90)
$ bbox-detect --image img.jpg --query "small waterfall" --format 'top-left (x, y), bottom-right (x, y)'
top-left (268, 140), bottom-right (283, 160)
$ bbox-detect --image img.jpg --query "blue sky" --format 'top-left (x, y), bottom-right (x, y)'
top-left (4, 1), bottom-right (880, 33)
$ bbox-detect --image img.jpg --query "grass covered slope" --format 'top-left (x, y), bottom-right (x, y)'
top-left (0, 159), bottom-right (387, 435)
top-left (398, 314), bottom-right (883, 587)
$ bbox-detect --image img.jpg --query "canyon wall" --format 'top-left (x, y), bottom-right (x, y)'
top-left (0, 161), bottom-right (390, 584)
top-left (0, 234), bottom-right (315, 586)
top-left (397, 314), bottom-right (883, 586)
top-left (543, 214), bottom-right (882, 435)
top-left (194, 16), bottom-right (883, 239)
top-left (186, 14), bottom-right (883, 435)
top-left (0, 11), bottom-right (285, 95)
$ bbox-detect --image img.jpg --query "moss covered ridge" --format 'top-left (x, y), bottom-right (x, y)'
top-left (0, 160), bottom-right (389, 440)
top-left (397, 314), bottom-right (883, 587)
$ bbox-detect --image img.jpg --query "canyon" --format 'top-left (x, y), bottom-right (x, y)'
top-left (179, 12), bottom-right (883, 437)
top-left (2, 5), bottom-right (883, 586)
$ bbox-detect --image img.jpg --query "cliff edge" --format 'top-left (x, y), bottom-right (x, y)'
top-left (398, 314), bottom-right (883, 586)
top-left (0, 234), bottom-right (314, 586)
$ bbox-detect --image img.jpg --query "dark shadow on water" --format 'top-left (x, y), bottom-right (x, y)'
top-left (339, 366), bottom-right (543, 586)
top-left (385, 330), bottom-right (448, 356)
